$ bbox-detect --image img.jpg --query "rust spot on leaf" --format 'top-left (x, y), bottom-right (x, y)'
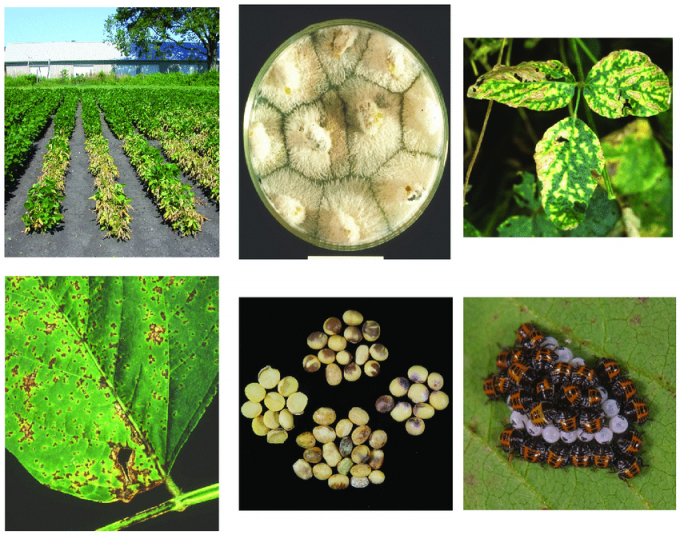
top-left (146, 323), bottom-right (166, 345)
top-left (43, 321), bottom-right (57, 335)
top-left (187, 289), bottom-right (197, 303)
top-left (20, 371), bottom-right (38, 396)
top-left (11, 365), bottom-right (19, 377)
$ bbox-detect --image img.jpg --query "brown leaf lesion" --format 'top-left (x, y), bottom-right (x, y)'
top-left (108, 442), bottom-right (163, 503)
top-left (14, 413), bottom-right (34, 443)
top-left (146, 323), bottom-right (166, 345)
top-left (20, 371), bottom-right (38, 395)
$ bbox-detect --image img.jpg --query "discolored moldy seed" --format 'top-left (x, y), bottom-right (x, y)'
top-left (368, 470), bottom-right (385, 484)
top-left (328, 473), bottom-right (350, 489)
top-left (258, 366), bottom-right (281, 389)
top-left (349, 407), bottom-right (370, 426)
top-left (391, 401), bottom-right (412, 422)
top-left (343, 310), bottom-right (364, 325)
top-left (307, 331), bottom-right (328, 349)
top-left (337, 457), bottom-right (354, 475)
top-left (279, 409), bottom-right (295, 430)
top-left (313, 425), bottom-right (337, 443)
top-left (352, 424), bottom-right (372, 445)
top-left (351, 476), bottom-right (370, 489)
top-left (313, 463), bottom-right (333, 480)
top-left (389, 377), bottom-right (410, 397)
top-left (263, 410), bottom-right (280, 429)
top-left (339, 436), bottom-right (354, 457)
top-left (368, 429), bottom-right (388, 449)
top-left (323, 442), bottom-right (342, 467)
top-left (267, 428), bottom-right (288, 444)
top-left (375, 395), bottom-right (395, 413)
top-left (313, 407), bottom-right (337, 426)
top-left (326, 363), bottom-right (343, 386)
top-left (293, 459), bottom-right (313, 479)
top-left (408, 365), bottom-right (429, 383)
top-left (336, 350), bottom-right (353, 365)
top-left (427, 372), bottom-right (444, 391)
top-left (245, 382), bottom-right (266, 402)
top-left (323, 317), bottom-right (342, 335)
top-left (351, 444), bottom-right (371, 464)
top-left (362, 320), bottom-right (380, 342)
top-left (318, 348), bottom-right (336, 365)
top-left (336, 419), bottom-right (354, 437)
top-left (365, 360), bottom-right (381, 377)
top-left (252, 416), bottom-right (269, 436)
top-left (344, 325), bottom-right (363, 344)
top-left (304, 446), bottom-right (323, 464)
top-left (413, 402), bottom-right (435, 419)
top-left (429, 390), bottom-right (450, 410)
top-left (350, 463), bottom-right (372, 478)
top-left (369, 448), bottom-right (384, 469)
top-left (355, 345), bottom-right (370, 365)
top-left (407, 383), bottom-right (430, 404)
top-left (296, 431), bottom-right (316, 449)
top-left (287, 392), bottom-right (309, 415)
top-left (405, 417), bottom-right (425, 436)
top-left (303, 355), bottom-right (321, 373)
top-left (264, 392), bottom-right (286, 411)
top-left (328, 335), bottom-right (347, 352)
top-left (277, 376), bottom-right (299, 397)
top-left (344, 362), bottom-right (362, 381)
top-left (241, 401), bottom-right (263, 419)
top-left (370, 343), bottom-right (389, 361)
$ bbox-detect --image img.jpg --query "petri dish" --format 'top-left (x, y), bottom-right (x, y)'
top-left (243, 19), bottom-right (449, 251)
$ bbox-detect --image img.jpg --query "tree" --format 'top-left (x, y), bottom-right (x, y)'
top-left (104, 8), bottom-right (219, 71)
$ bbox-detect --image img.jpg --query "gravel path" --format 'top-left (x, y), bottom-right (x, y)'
top-left (4, 101), bottom-right (219, 257)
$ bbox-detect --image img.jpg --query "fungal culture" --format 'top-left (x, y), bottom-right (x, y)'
top-left (244, 20), bottom-right (449, 250)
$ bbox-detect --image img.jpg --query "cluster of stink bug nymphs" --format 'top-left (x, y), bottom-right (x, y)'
top-left (484, 323), bottom-right (650, 481)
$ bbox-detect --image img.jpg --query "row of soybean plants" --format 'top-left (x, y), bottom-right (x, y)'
top-left (81, 90), bottom-right (132, 240)
top-left (120, 88), bottom-right (219, 202)
top-left (5, 89), bottom-right (63, 185)
top-left (23, 90), bottom-right (78, 233)
top-left (93, 88), bottom-right (207, 236)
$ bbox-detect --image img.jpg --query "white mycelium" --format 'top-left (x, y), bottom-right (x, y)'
top-left (247, 21), bottom-right (447, 249)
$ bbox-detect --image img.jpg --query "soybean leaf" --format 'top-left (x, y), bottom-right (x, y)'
top-left (5, 276), bottom-right (219, 504)
top-left (512, 171), bottom-right (541, 211)
top-left (584, 50), bottom-right (672, 118)
top-left (534, 117), bottom-right (604, 230)
top-left (497, 214), bottom-right (561, 237)
top-left (464, 298), bottom-right (676, 510)
top-left (467, 60), bottom-right (576, 111)
top-left (464, 218), bottom-right (483, 237)
top-left (562, 188), bottom-right (620, 237)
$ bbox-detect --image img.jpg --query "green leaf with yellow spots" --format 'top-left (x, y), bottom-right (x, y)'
top-left (584, 50), bottom-right (672, 118)
top-left (534, 117), bottom-right (604, 230)
top-left (5, 276), bottom-right (218, 503)
top-left (466, 60), bottom-right (576, 111)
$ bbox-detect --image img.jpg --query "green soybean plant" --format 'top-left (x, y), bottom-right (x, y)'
top-left (464, 38), bottom-right (672, 236)
top-left (5, 277), bottom-right (218, 530)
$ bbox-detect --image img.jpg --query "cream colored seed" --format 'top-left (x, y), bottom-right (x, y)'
top-left (351, 444), bottom-right (370, 464)
top-left (413, 402), bottom-right (435, 419)
top-left (287, 392), bottom-right (308, 415)
top-left (328, 334), bottom-right (347, 352)
top-left (365, 360), bottom-right (381, 377)
top-left (318, 348), bottom-right (336, 365)
top-left (344, 362), bottom-right (362, 381)
top-left (258, 366), bottom-right (281, 389)
top-left (351, 424), bottom-right (372, 445)
top-left (252, 416), bottom-right (269, 436)
top-left (328, 474), bottom-right (349, 490)
top-left (351, 476), bottom-right (369, 489)
top-left (389, 377), bottom-right (410, 397)
top-left (263, 410), bottom-right (280, 429)
top-left (408, 365), bottom-right (429, 383)
top-left (240, 401), bottom-right (262, 419)
top-left (427, 372), bottom-right (444, 391)
top-left (368, 470), bottom-right (385, 484)
top-left (313, 463), bottom-right (333, 480)
top-left (303, 355), bottom-right (321, 373)
top-left (336, 418), bottom-right (353, 437)
top-left (303, 446), bottom-right (323, 464)
top-left (293, 459), bottom-right (313, 480)
top-left (362, 320), bottom-right (380, 342)
top-left (279, 409), bottom-right (295, 430)
top-left (323, 317), bottom-right (342, 335)
top-left (405, 417), bottom-right (426, 436)
top-left (370, 343), bottom-right (389, 361)
top-left (336, 350), bottom-right (353, 365)
top-left (407, 383), bottom-right (430, 404)
top-left (375, 395), bottom-right (394, 413)
top-left (369, 449), bottom-right (384, 469)
top-left (244, 382), bottom-right (266, 402)
top-left (307, 331), bottom-right (328, 349)
top-left (323, 442), bottom-right (342, 467)
top-left (343, 309), bottom-right (364, 325)
top-left (368, 429), bottom-right (388, 449)
top-left (277, 376), bottom-right (299, 397)
top-left (296, 431), bottom-right (316, 449)
top-left (355, 344), bottom-right (370, 365)
top-left (348, 407), bottom-right (369, 426)
top-left (429, 390), bottom-right (450, 410)
top-left (339, 436), bottom-right (354, 458)
top-left (350, 463), bottom-right (372, 478)
top-left (313, 407), bottom-right (337, 426)
top-left (391, 401), bottom-right (412, 422)
top-left (326, 363), bottom-right (343, 386)
top-left (344, 325), bottom-right (363, 344)
top-left (267, 428), bottom-right (288, 444)
top-left (337, 457), bottom-right (354, 475)
top-left (313, 425), bottom-right (337, 444)
top-left (264, 391), bottom-right (286, 411)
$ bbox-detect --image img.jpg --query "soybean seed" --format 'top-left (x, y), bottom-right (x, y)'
top-left (375, 395), bottom-right (395, 413)
top-left (264, 391), bottom-right (286, 411)
top-left (389, 377), bottom-right (411, 397)
top-left (293, 459), bottom-right (313, 480)
top-left (336, 350), bottom-right (353, 365)
top-left (344, 362), bottom-right (362, 381)
top-left (344, 325), bottom-right (363, 344)
top-left (323, 442), bottom-right (342, 467)
top-left (328, 335), bottom-right (347, 352)
top-left (351, 444), bottom-right (371, 464)
top-left (427, 372), bottom-right (444, 391)
top-left (328, 474), bottom-right (349, 490)
top-left (352, 425), bottom-right (372, 445)
top-left (323, 317), bottom-right (342, 335)
top-left (307, 331), bottom-right (328, 349)
top-left (263, 410), bottom-right (280, 429)
top-left (408, 365), bottom-right (429, 383)
top-left (267, 428), bottom-right (288, 444)
top-left (296, 431), bottom-right (316, 449)
top-left (326, 363), bottom-right (343, 386)
top-left (252, 416), bottom-right (269, 436)
top-left (348, 407), bottom-right (370, 426)
top-left (313, 407), bottom-right (337, 426)
top-left (339, 436), bottom-right (354, 458)
top-left (244, 382), bottom-right (266, 402)
top-left (364, 360), bottom-right (381, 377)
top-left (287, 392), bottom-right (308, 415)
top-left (413, 402), bottom-right (435, 419)
top-left (279, 409), bottom-right (295, 430)
top-left (368, 470), bottom-right (385, 484)
top-left (369, 449), bottom-right (384, 469)
top-left (407, 383), bottom-right (430, 404)
top-left (313, 425), bottom-right (337, 444)
top-left (370, 343), bottom-right (389, 361)
top-left (337, 457), bottom-right (354, 475)
top-left (318, 348), bottom-right (336, 365)
top-left (368, 429), bottom-right (388, 449)
top-left (303, 446), bottom-right (323, 464)
top-left (313, 463), bottom-right (333, 480)
top-left (258, 366), bottom-right (281, 389)
top-left (362, 320), bottom-right (380, 342)
top-left (303, 355), bottom-right (321, 373)
top-left (351, 476), bottom-right (369, 489)
top-left (355, 344), bottom-right (370, 365)
top-left (391, 401), bottom-right (412, 422)
top-left (240, 401), bottom-right (262, 419)
top-left (336, 419), bottom-right (354, 437)
top-left (429, 390), bottom-right (450, 410)
top-left (277, 376), bottom-right (299, 397)
top-left (405, 417), bottom-right (426, 436)
top-left (343, 309), bottom-right (364, 325)
top-left (350, 464), bottom-right (372, 478)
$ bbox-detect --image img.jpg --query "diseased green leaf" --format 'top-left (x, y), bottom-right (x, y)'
top-left (467, 60), bottom-right (576, 111)
top-left (5, 276), bottom-right (218, 503)
top-left (464, 298), bottom-right (676, 510)
top-left (512, 171), bottom-right (541, 211)
top-left (497, 214), bottom-right (561, 237)
top-left (562, 187), bottom-right (620, 237)
top-left (464, 218), bottom-right (483, 237)
top-left (534, 117), bottom-right (604, 230)
top-left (585, 50), bottom-right (672, 118)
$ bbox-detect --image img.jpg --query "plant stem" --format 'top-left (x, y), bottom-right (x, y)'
top-left (574, 38), bottom-right (598, 64)
top-left (559, 39), bottom-right (574, 117)
top-left (95, 483), bottom-right (219, 531)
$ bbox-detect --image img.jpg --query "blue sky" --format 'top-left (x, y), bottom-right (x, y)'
top-left (5, 8), bottom-right (119, 47)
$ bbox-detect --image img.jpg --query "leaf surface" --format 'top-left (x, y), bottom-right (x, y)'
top-left (467, 60), bottom-right (576, 111)
top-left (584, 50), bottom-right (671, 118)
top-left (464, 298), bottom-right (676, 510)
top-left (5, 276), bottom-right (218, 503)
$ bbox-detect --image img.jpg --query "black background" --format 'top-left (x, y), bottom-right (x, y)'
top-left (239, 298), bottom-right (453, 510)
top-left (240, 5), bottom-right (451, 258)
